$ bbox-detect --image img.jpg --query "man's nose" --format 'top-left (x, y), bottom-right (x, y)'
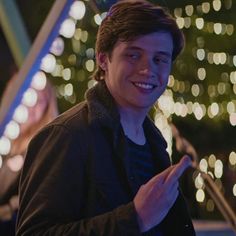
top-left (138, 59), bottom-right (156, 79)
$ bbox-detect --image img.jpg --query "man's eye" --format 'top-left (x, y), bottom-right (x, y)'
top-left (127, 53), bottom-right (140, 59)
top-left (154, 57), bottom-right (169, 64)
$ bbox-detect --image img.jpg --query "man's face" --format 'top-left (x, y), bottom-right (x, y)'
top-left (99, 32), bottom-right (173, 112)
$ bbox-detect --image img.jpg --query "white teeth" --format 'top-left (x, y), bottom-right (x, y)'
top-left (134, 82), bottom-right (154, 89)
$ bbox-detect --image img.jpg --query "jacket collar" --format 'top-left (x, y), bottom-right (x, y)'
top-left (85, 80), bottom-right (120, 130)
top-left (144, 118), bottom-right (171, 169)
top-left (85, 80), bottom-right (171, 170)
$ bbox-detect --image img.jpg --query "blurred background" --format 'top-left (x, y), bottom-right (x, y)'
top-left (0, 0), bottom-right (235, 233)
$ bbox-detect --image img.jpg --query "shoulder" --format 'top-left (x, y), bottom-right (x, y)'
top-left (28, 101), bottom-right (93, 158)
top-left (51, 101), bottom-right (89, 131)
top-left (23, 103), bottom-right (92, 178)
top-left (36, 101), bottom-right (91, 139)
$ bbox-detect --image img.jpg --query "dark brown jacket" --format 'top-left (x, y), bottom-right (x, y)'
top-left (16, 81), bottom-right (195, 235)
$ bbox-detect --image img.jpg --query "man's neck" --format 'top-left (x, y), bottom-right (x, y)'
top-left (118, 107), bottom-right (148, 145)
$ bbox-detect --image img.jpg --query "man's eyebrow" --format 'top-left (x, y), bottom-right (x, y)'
top-left (156, 51), bottom-right (172, 58)
top-left (125, 46), bottom-right (143, 51)
top-left (124, 46), bottom-right (172, 57)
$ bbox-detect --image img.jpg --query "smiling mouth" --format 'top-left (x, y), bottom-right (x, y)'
top-left (133, 82), bottom-right (157, 90)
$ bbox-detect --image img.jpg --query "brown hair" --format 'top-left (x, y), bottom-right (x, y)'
top-left (93, 0), bottom-right (185, 81)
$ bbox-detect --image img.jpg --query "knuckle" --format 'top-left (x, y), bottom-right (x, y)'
top-left (139, 184), bottom-right (146, 191)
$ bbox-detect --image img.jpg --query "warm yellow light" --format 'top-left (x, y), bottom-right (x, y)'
top-left (208, 154), bottom-right (216, 168)
top-left (202, 2), bottom-right (210, 13)
top-left (174, 8), bottom-right (182, 17)
top-left (197, 49), bottom-right (205, 61)
top-left (69, 1), bottom-right (86, 20)
top-left (207, 171), bottom-right (214, 179)
top-left (68, 54), bottom-right (77, 66)
top-left (229, 113), bottom-right (236, 126)
top-left (168, 75), bottom-right (175, 87)
top-left (207, 52), bottom-right (214, 64)
top-left (0, 136), bottom-right (11, 155)
top-left (213, 53), bottom-right (226, 65)
top-left (22, 88), bottom-right (38, 107)
top-left (173, 102), bottom-right (188, 117)
top-left (50, 37), bottom-right (64, 56)
top-left (94, 12), bottom-right (107, 26)
top-left (193, 105), bottom-right (205, 120)
top-left (62, 68), bottom-right (72, 81)
top-left (219, 53), bottom-right (227, 64)
top-left (4, 120), bottom-right (20, 140)
top-left (180, 104), bottom-right (188, 117)
top-left (229, 152), bottom-right (236, 165)
top-left (196, 18), bottom-right (204, 30)
top-left (74, 28), bottom-right (82, 40)
top-left (184, 17), bottom-right (191, 28)
top-left (52, 64), bottom-right (64, 77)
top-left (94, 14), bottom-right (102, 25)
top-left (214, 160), bottom-right (223, 178)
top-left (214, 23), bottom-right (222, 35)
top-left (196, 189), bottom-right (205, 202)
top-left (64, 83), bottom-right (73, 97)
top-left (88, 80), bottom-right (98, 89)
top-left (86, 48), bottom-right (95, 59)
top-left (226, 24), bottom-right (234, 35)
top-left (191, 84), bottom-right (200, 97)
top-left (85, 59), bottom-right (95, 72)
top-left (197, 68), bottom-right (206, 80)
top-left (13, 104), bottom-right (28, 124)
top-left (221, 24), bottom-right (227, 35)
top-left (230, 71), bottom-right (236, 84)
top-left (186, 101), bottom-right (193, 114)
top-left (176, 17), bottom-right (184, 29)
top-left (185, 5), bottom-right (194, 16)
top-left (210, 103), bottom-right (219, 116)
top-left (199, 158), bottom-right (208, 173)
top-left (31, 71), bottom-right (47, 90)
top-left (233, 184), bottom-right (236, 197)
top-left (195, 173), bottom-right (204, 189)
top-left (81, 31), bottom-right (88, 43)
top-left (158, 93), bottom-right (175, 118)
top-left (59, 19), bottom-right (76, 38)
top-left (41, 54), bottom-right (56, 73)
top-left (227, 101), bottom-right (235, 114)
top-left (6, 155), bottom-right (24, 172)
top-left (172, 79), bottom-right (179, 92)
top-left (212, 0), bottom-right (222, 11)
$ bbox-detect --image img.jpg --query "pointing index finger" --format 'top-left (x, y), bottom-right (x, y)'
top-left (165, 155), bottom-right (192, 185)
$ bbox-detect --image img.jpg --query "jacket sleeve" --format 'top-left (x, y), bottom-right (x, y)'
top-left (16, 125), bottom-right (141, 236)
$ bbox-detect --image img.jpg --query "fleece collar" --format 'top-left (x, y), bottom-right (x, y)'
top-left (85, 80), bottom-right (120, 131)
top-left (85, 80), bottom-right (166, 154)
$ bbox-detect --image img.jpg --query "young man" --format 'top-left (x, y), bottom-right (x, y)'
top-left (16, 0), bottom-right (196, 235)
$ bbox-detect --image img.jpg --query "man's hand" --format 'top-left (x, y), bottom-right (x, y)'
top-left (134, 155), bottom-right (192, 232)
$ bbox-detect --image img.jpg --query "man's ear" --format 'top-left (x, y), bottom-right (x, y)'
top-left (97, 52), bottom-right (108, 71)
